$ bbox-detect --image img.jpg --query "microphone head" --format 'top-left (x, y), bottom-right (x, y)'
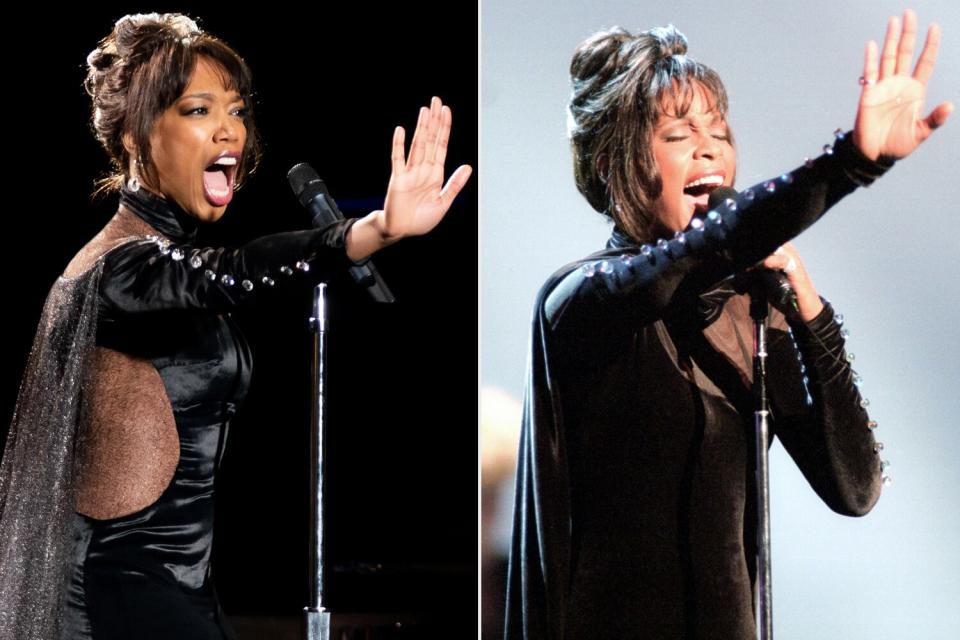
top-left (707, 186), bottom-right (738, 211)
top-left (287, 163), bottom-right (329, 206)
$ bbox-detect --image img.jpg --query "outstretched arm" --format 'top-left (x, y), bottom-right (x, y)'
top-left (542, 136), bottom-right (891, 348)
top-left (346, 97), bottom-right (473, 261)
top-left (98, 220), bottom-right (357, 317)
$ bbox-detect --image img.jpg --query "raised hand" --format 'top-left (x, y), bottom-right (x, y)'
top-left (381, 96), bottom-right (473, 240)
top-left (344, 97), bottom-right (472, 261)
top-left (853, 10), bottom-right (953, 161)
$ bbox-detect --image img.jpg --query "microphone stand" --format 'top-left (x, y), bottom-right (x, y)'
top-left (304, 283), bottom-right (331, 640)
top-left (749, 280), bottom-right (774, 640)
top-left (293, 169), bottom-right (396, 638)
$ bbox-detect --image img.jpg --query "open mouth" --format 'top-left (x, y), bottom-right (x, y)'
top-left (683, 175), bottom-right (724, 215)
top-left (202, 160), bottom-right (237, 207)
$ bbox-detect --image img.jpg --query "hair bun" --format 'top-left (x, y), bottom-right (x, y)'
top-left (85, 13), bottom-right (201, 77)
top-left (570, 26), bottom-right (633, 83)
top-left (648, 24), bottom-right (688, 60)
top-left (116, 13), bottom-right (201, 60)
top-left (114, 13), bottom-right (201, 45)
top-left (117, 13), bottom-right (200, 36)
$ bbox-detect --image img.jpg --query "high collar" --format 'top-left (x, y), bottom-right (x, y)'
top-left (606, 225), bottom-right (637, 250)
top-left (119, 187), bottom-right (199, 244)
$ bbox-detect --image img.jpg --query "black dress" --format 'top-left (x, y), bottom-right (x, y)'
top-left (60, 187), bottom-right (354, 640)
top-left (505, 134), bottom-right (891, 639)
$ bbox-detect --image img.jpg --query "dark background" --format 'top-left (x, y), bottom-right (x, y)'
top-left (1, 3), bottom-right (476, 631)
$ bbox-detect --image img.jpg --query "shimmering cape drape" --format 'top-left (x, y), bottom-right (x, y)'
top-left (1, 254), bottom-right (110, 640)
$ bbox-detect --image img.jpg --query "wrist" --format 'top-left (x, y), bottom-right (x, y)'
top-left (346, 211), bottom-right (402, 262)
top-left (837, 130), bottom-right (895, 186)
top-left (372, 209), bottom-right (408, 244)
top-left (851, 127), bottom-right (878, 162)
top-left (796, 289), bottom-right (824, 322)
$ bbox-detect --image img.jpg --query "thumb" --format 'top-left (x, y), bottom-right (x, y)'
top-left (924, 101), bottom-right (954, 132)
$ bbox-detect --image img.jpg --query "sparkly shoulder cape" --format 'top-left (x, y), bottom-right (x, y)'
top-left (0, 261), bottom-right (104, 640)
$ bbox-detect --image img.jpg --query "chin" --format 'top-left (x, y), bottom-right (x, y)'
top-left (665, 209), bottom-right (694, 234)
top-left (195, 202), bottom-right (227, 223)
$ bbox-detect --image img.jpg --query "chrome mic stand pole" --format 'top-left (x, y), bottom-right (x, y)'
top-left (304, 283), bottom-right (330, 640)
top-left (749, 283), bottom-right (773, 640)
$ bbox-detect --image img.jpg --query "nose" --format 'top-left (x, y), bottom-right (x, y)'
top-left (693, 130), bottom-right (723, 160)
top-left (215, 110), bottom-right (241, 142)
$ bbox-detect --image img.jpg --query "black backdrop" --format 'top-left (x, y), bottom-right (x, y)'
top-left (1, 4), bottom-right (476, 628)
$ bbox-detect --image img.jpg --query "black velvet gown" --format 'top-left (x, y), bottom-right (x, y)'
top-left (506, 133), bottom-right (891, 639)
top-left (61, 187), bottom-right (354, 640)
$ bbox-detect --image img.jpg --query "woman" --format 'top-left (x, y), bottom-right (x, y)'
top-left (0, 12), bottom-right (470, 640)
top-left (506, 10), bottom-right (949, 639)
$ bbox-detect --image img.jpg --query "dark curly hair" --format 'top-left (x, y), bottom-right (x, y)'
top-left (84, 13), bottom-right (262, 199)
top-left (567, 24), bottom-right (731, 242)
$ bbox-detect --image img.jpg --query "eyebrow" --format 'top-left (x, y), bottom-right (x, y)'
top-left (179, 92), bottom-right (244, 104)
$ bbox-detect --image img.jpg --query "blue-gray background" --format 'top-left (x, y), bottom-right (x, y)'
top-left (481, 0), bottom-right (959, 636)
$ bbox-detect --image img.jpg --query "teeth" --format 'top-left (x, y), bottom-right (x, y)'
top-left (212, 156), bottom-right (237, 167)
top-left (684, 174), bottom-right (723, 189)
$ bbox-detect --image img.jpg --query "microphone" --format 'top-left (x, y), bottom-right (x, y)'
top-left (707, 187), bottom-right (797, 310)
top-left (288, 163), bottom-right (395, 303)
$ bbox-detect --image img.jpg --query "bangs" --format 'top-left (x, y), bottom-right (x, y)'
top-left (645, 60), bottom-right (728, 121)
top-left (185, 40), bottom-right (253, 99)
top-left (135, 42), bottom-right (252, 114)
top-left (194, 43), bottom-right (252, 96)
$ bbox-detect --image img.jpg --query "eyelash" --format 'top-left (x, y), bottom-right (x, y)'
top-left (664, 134), bottom-right (730, 142)
top-left (186, 107), bottom-right (248, 117)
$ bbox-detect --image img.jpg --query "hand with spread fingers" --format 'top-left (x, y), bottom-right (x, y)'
top-left (346, 96), bottom-right (472, 261)
top-left (760, 243), bottom-right (824, 322)
top-left (385, 96), bottom-right (473, 237)
top-left (853, 9), bottom-right (954, 161)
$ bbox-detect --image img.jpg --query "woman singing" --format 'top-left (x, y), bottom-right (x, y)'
top-left (0, 12), bottom-right (470, 640)
top-left (506, 10), bottom-right (950, 639)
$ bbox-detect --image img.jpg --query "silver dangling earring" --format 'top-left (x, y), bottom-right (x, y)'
top-left (127, 157), bottom-right (142, 192)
